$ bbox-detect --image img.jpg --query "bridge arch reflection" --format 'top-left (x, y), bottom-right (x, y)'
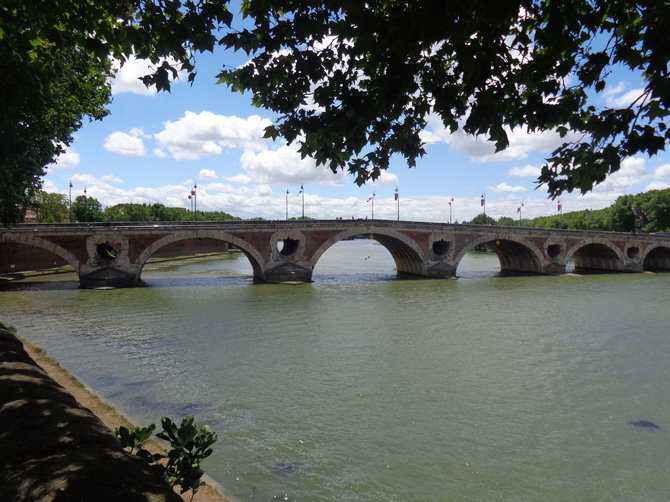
top-left (136, 231), bottom-right (265, 284)
top-left (310, 228), bottom-right (427, 277)
top-left (454, 235), bottom-right (544, 275)
top-left (565, 241), bottom-right (623, 272)
top-left (643, 245), bottom-right (670, 271)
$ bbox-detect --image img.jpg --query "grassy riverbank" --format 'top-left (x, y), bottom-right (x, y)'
top-left (4, 322), bottom-right (234, 502)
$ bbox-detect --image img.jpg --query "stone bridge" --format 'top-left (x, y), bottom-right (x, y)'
top-left (2, 220), bottom-right (670, 288)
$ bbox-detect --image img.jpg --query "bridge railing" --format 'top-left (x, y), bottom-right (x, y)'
top-left (6, 220), bottom-right (669, 240)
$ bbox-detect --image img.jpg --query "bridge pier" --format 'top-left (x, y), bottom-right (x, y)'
top-left (261, 262), bottom-right (313, 283)
top-left (79, 266), bottom-right (139, 289)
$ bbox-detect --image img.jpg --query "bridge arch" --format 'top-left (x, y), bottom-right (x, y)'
top-left (310, 227), bottom-right (428, 277)
top-left (453, 234), bottom-right (545, 274)
top-left (643, 244), bottom-right (670, 271)
top-left (0, 234), bottom-right (81, 275)
top-left (135, 230), bottom-right (266, 281)
top-left (564, 240), bottom-right (624, 272)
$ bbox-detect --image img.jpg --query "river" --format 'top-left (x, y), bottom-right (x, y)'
top-left (2, 239), bottom-right (670, 501)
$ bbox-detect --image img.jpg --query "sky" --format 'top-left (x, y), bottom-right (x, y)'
top-left (44, 43), bottom-right (670, 223)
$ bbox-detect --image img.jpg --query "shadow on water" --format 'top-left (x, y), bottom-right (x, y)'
top-left (0, 279), bottom-right (80, 292)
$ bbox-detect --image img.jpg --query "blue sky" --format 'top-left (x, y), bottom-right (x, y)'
top-left (44, 44), bottom-right (670, 223)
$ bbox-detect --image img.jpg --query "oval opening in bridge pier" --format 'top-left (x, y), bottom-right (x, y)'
top-left (278, 238), bottom-right (299, 256)
top-left (432, 240), bottom-right (450, 256)
top-left (627, 247), bottom-right (640, 259)
top-left (547, 244), bottom-right (562, 259)
top-left (96, 242), bottom-right (119, 261)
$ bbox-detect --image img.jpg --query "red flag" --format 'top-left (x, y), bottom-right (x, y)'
top-left (517, 207), bottom-right (521, 213)
top-left (394, 192), bottom-right (398, 201)
top-left (557, 203), bottom-right (562, 212)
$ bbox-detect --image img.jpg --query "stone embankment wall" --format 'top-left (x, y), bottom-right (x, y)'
top-left (0, 326), bottom-right (181, 502)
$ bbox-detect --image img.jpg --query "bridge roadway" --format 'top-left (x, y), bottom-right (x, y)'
top-left (2, 219), bottom-right (670, 288)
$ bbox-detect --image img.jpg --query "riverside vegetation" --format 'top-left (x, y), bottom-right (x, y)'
top-left (116, 416), bottom-right (218, 501)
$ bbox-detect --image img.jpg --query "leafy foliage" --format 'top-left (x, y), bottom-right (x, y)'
top-left (30, 191), bottom-right (69, 223)
top-left (4, 1), bottom-right (668, 226)
top-left (0, 0), bottom-right (233, 227)
top-left (472, 189), bottom-right (670, 232)
top-left (469, 213), bottom-right (498, 225)
top-left (72, 195), bottom-right (104, 222)
top-left (116, 415), bottom-right (217, 498)
top-left (157, 416), bottom-right (218, 495)
top-left (218, 0), bottom-right (670, 196)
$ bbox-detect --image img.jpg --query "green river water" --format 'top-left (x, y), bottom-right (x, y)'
top-left (2, 239), bottom-right (669, 501)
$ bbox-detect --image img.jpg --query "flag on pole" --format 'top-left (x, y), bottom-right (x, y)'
top-left (557, 201), bottom-right (562, 212)
top-left (480, 194), bottom-right (485, 206)
top-left (517, 207), bottom-right (521, 213)
top-left (394, 191), bottom-right (398, 201)
top-left (298, 184), bottom-right (303, 195)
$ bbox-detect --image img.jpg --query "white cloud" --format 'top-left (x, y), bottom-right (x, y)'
top-left (605, 87), bottom-right (645, 108)
top-left (603, 81), bottom-right (627, 99)
top-left (102, 174), bottom-right (123, 183)
top-left (240, 144), bottom-right (348, 186)
top-left (422, 114), bottom-right (579, 162)
top-left (372, 171), bottom-right (400, 186)
top-left (225, 174), bottom-right (253, 184)
top-left (589, 157), bottom-right (647, 195)
top-left (508, 164), bottom-right (541, 177)
top-left (653, 164), bottom-right (670, 178)
top-left (646, 181), bottom-right (670, 191)
top-left (490, 183), bottom-right (527, 193)
top-left (199, 169), bottom-right (219, 180)
top-left (50, 147), bottom-right (80, 169)
top-left (154, 111), bottom-right (272, 160)
top-left (110, 56), bottom-right (186, 96)
top-left (103, 131), bottom-right (146, 156)
top-left (153, 148), bottom-right (167, 158)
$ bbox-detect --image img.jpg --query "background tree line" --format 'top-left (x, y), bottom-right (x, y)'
top-left (467, 189), bottom-right (670, 233)
top-left (29, 191), bottom-right (239, 223)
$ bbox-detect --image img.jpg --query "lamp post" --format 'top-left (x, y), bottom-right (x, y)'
top-left (448, 197), bottom-right (453, 224)
top-left (285, 189), bottom-right (289, 220)
top-left (68, 181), bottom-right (72, 223)
top-left (82, 187), bottom-right (88, 222)
top-left (481, 193), bottom-right (486, 222)
top-left (298, 184), bottom-right (304, 219)
top-left (395, 187), bottom-right (399, 221)
top-left (193, 183), bottom-right (197, 221)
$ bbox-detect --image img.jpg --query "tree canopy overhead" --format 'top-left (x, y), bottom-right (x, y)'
top-left (2, 0), bottom-right (668, 225)
top-left (217, 0), bottom-right (669, 197)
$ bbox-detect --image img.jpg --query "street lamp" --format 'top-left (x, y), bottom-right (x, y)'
top-left (194, 183), bottom-right (198, 220)
top-left (448, 197), bottom-right (453, 224)
top-left (395, 187), bottom-right (399, 221)
top-left (83, 187), bottom-right (88, 222)
top-left (298, 184), bottom-right (304, 219)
